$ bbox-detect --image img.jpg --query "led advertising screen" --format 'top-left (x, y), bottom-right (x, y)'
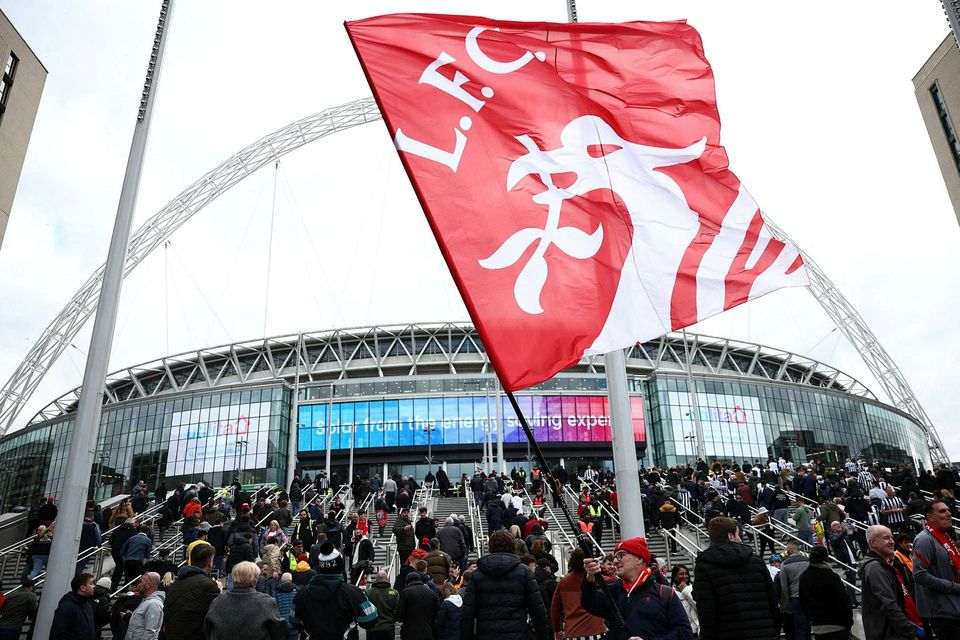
top-left (166, 402), bottom-right (271, 476)
top-left (665, 391), bottom-right (766, 460)
top-left (298, 394), bottom-right (644, 452)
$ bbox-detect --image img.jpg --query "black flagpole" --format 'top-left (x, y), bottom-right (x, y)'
top-left (504, 390), bottom-right (625, 628)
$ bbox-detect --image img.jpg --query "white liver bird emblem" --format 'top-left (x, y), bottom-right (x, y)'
top-left (479, 115), bottom-right (706, 315)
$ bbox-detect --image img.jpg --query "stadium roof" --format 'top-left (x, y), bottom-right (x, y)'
top-left (26, 322), bottom-right (876, 427)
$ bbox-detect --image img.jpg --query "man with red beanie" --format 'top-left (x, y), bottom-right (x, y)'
top-left (582, 537), bottom-right (692, 640)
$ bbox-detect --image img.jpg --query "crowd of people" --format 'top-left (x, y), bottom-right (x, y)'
top-left (1, 456), bottom-right (958, 640)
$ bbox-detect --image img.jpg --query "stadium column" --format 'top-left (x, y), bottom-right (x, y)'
top-left (324, 383), bottom-right (333, 481)
top-left (33, 2), bottom-right (176, 636)
top-left (495, 381), bottom-right (506, 474)
top-left (604, 348), bottom-right (645, 538)
top-left (286, 333), bottom-right (302, 488)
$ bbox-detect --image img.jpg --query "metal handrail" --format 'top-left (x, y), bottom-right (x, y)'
top-left (464, 490), bottom-right (479, 557)
top-left (661, 525), bottom-right (705, 557)
top-left (2, 483), bottom-right (275, 597)
top-left (471, 490), bottom-right (487, 557)
top-left (384, 532), bottom-right (399, 584)
top-left (0, 496), bottom-right (167, 560)
top-left (569, 481), bottom-right (622, 530)
top-left (670, 496), bottom-right (862, 593)
top-left (109, 483), bottom-right (282, 597)
top-left (523, 487), bottom-right (577, 553)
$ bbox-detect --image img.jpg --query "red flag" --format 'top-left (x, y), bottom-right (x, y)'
top-left (346, 14), bottom-right (808, 392)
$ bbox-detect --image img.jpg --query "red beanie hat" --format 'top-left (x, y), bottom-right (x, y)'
top-left (614, 537), bottom-right (651, 564)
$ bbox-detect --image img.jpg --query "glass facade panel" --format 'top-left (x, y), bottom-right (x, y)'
top-left (646, 374), bottom-right (930, 470)
top-left (0, 385), bottom-right (290, 510)
top-left (0, 354), bottom-right (933, 512)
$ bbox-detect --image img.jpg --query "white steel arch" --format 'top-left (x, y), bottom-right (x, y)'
top-left (0, 97), bottom-right (948, 464)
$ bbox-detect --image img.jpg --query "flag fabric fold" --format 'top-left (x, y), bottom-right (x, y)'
top-left (346, 14), bottom-right (808, 392)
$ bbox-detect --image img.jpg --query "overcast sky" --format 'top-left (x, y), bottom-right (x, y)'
top-left (1, 1), bottom-right (958, 460)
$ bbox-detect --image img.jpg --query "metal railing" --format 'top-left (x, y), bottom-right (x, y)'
top-left (471, 490), bottom-right (487, 557)
top-left (465, 489), bottom-right (483, 559)
top-left (660, 525), bottom-right (706, 570)
top-left (671, 496), bottom-right (861, 595)
top-left (105, 482), bottom-right (280, 597)
top-left (1, 493), bottom-right (180, 596)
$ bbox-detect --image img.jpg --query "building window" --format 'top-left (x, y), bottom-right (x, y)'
top-left (930, 82), bottom-right (960, 172)
top-left (0, 51), bottom-right (18, 126)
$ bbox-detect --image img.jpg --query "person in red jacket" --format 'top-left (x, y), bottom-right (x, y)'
top-left (182, 497), bottom-right (202, 521)
top-left (551, 549), bottom-right (607, 640)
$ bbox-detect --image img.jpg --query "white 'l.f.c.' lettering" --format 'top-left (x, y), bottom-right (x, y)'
top-left (465, 26), bottom-right (546, 74)
top-left (419, 51), bottom-right (486, 111)
top-left (394, 127), bottom-right (468, 172)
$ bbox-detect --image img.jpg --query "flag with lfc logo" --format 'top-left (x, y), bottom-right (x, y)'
top-left (346, 14), bottom-right (809, 392)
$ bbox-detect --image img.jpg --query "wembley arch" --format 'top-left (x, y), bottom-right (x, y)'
top-left (0, 96), bottom-right (948, 464)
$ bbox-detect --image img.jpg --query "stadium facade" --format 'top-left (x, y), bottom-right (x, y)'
top-left (0, 322), bottom-right (932, 511)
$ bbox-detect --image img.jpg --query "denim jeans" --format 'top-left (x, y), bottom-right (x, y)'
top-left (789, 598), bottom-right (811, 640)
top-left (773, 508), bottom-right (789, 525)
top-left (28, 555), bottom-right (47, 579)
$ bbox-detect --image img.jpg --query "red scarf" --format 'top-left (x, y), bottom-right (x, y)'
top-left (624, 568), bottom-right (652, 595)
top-left (925, 521), bottom-right (960, 580)
top-left (890, 559), bottom-right (922, 626)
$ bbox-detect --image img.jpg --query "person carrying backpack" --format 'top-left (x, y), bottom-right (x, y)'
top-left (292, 542), bottom-right (378, 638)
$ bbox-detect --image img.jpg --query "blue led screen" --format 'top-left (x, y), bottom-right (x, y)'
top-left (297, 395), bottom-right (645, 452)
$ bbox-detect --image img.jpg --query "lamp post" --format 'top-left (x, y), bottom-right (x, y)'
top-left (423, 423), bottom-right (434, 468)
top-left (95, 452), bottom-right (111, 499)
top-left (235, 438), bottom-right (248, 482)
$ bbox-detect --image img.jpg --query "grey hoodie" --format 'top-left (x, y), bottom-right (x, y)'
top-left (126, 591), bottom-right (165, 640)
top-left (779, 552), bottom-right (809, 599)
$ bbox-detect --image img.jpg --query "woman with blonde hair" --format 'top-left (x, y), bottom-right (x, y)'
top-left (261, 539), bottom-right (282, 576)
top-left (509, 524), bottom-right (528, 556)
top-left (261, 520), bottom-right (288, 548)
top-left (203, 561), bottom-right (287, 640)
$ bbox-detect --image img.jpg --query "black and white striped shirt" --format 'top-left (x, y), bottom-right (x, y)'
top-left (880, 496), bottom-right (905, 524)
top-left (858, 470), bottom-right (875, 493)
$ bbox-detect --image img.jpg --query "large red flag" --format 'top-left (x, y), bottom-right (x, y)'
top-left (346, 14), bottom-right (808, 392)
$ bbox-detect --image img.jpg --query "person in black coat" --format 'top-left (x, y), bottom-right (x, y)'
top-left (225, 532), bottom-right (257, 579)
top-left (414, 507), bottom-right (437, 543)
top-left (798, 545), bottom-right (854, 638)
top-left (461, 530), bottom-right (548, 640)
top-left (436, 582), bottom-right (463, 640)
top-left (436, 468), bottom-right (451, 497)
top-left (485, 500), bottom-right (503, 533)
top-left (108, 520), bottom-right (137, 591)
top-left (396, 572), bottom-right (439, 640)
top-left (50, 573), bottom-right (96, 640)
top-left (534, 559), bottom-right (558, 636)
top-left (693, 516), bottom-right (779, 640)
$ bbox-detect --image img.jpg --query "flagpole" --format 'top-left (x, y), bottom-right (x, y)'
top-left (33, 2), bottom-right (175, 636)
top-left (562, 0), bottom-right (646, 541)
top-left (603, 349), bottom-right (646, 538)
top-left (504, 390), bottom-right (624, 628)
